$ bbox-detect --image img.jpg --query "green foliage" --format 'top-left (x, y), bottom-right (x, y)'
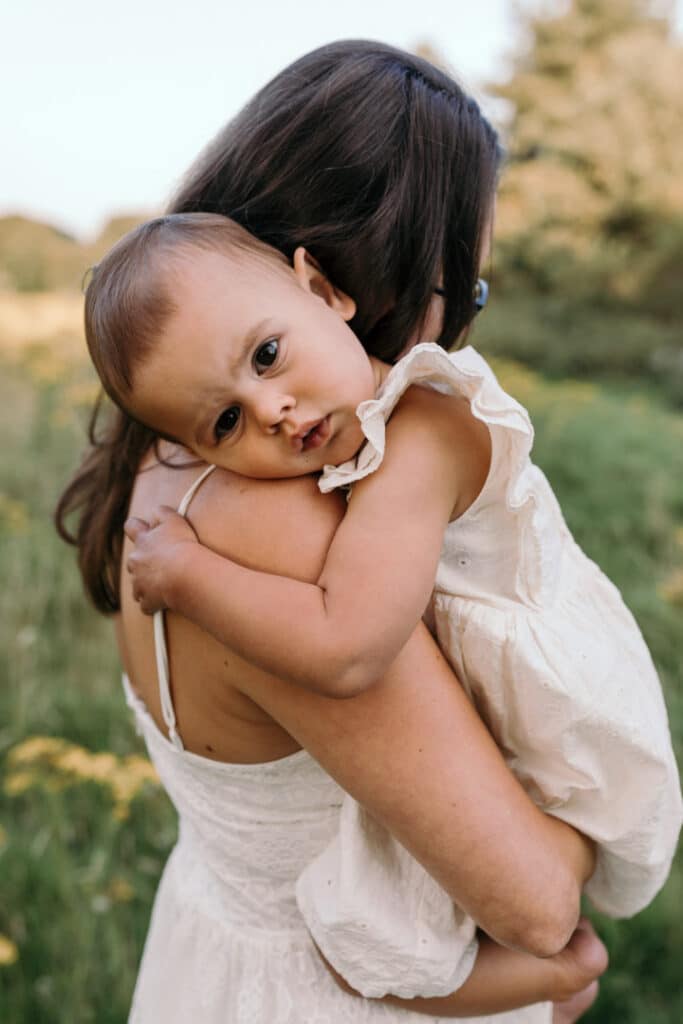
top-left (0, 779), bottom-right (173, 1023)
top-left (475, 294), bottom-right (683, 405)
top-left (492, 0), bottom-right (683, 344)
top-left (491, 360), bottom-right (683, 1022)
top-left (0, 353), bottom-right (177, 1022)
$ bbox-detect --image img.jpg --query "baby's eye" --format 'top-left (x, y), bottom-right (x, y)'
top-left (254, 339), bottom-right (279, 373)
top-left (214, 405), bottom-right (241, 441)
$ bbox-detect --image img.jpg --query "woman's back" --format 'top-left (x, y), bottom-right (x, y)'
top-left (118, 447), bottom-right (345, 763)
top-left (120, 452), bottom-right (344, 905)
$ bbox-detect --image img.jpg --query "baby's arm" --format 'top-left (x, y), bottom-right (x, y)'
top-left (126, 386), bottom-right (490, 697)
top-left (324, 921), bottom-right (607, 1017)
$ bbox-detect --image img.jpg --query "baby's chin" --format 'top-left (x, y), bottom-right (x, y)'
top-left (198, 457), bottom-right (329, 482)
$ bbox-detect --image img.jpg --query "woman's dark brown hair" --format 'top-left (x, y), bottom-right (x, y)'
top-left (56, 39), bottom-right (502, 613)
top-left (171, 39), bottom-right (501, 361)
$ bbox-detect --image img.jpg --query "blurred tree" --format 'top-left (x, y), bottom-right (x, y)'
top-left (0, 214), bottom-right (148, 293)
top-left (492, 0), bottom-right (683, 316)
top-left (0, 216), bottom-right (84, 292)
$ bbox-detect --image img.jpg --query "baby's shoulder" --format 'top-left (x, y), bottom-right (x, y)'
top-left (377, 344), bottom-right (496, 455)
top-left (391, 385), bottom-right (492, 516)
top-left (392, 379), bottom-right (480, 437)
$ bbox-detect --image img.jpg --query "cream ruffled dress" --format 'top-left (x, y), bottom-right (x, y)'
top-left (296, 342), bottom-right (683, 999)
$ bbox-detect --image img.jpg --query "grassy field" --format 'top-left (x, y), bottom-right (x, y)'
top-left (0, 294), bottom-right (681, 1022)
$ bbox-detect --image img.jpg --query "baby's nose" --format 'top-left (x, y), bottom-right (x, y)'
top-left (254, 390), bottom-right (296, 431)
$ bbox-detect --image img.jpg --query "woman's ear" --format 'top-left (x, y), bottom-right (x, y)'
top-left (292, 247), bottom-right (356, 321)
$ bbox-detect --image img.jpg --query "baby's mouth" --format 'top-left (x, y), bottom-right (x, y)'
top-left (297, 416), bottom-right (331, 452)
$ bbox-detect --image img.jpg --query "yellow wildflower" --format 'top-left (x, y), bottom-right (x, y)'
top-left (6, 735), bottom-right (160, 819)
top-left (0, 935), bottom-right (18, 967)
top-left (9, 735), bottom-right (68, 765)
top-left (52, 746), bottom-right (94, 777)
top-left (110, 756), bottom-right (159, 809)
top-left (0, 493), bottom-right (28, 535)
top-left (89, 752), bottom-right (121, 780)
top-left (112, 803), bottom-right (130, 822)
top-left (107, 877), bottom-right (135, 903)
top-left (123, 755), bottom-right (159, 784)
top-left (659, 568), bottom-right (683, 608)
top-left (54, 747), bottom-right (117, 781)
top-left (3, 770), bottom-right (37, 796)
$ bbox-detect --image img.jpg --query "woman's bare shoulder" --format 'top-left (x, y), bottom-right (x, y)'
top-left (131, 444), bottom-right (347, 584)
top-left (122, 447), bottom-right (347, 760)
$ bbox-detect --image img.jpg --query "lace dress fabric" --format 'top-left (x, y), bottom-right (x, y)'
top-left (298, 342), bottom-right (683, 999)
top-left (122, 465), bottom-right (551, 1022)
top-left (123, 685), bottom-right (550, 1023)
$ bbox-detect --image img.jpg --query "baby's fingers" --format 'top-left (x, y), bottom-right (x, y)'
top-left (125, 550), bottom-right (141, 577)
top-left (151, 505), bottom-right (182, 524)
top-left (137, 589), bottom-right (164, 615)
top-left (124, 516), bottom-right (151, 542)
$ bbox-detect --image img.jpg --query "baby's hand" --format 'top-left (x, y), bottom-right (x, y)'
top-left (550, 917), bottom-right (608, 1009)
top-left (124, 507), bottom-right (199, 615)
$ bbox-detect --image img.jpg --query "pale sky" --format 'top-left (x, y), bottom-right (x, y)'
top-left (2, 0), bottom-right (682, 239)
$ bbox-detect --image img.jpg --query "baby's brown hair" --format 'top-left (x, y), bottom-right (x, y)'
top-left (84, 212), bottom-right (288, 416)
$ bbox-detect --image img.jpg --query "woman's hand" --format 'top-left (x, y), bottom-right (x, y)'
top-left (124, 507), bottom-right (199, 614)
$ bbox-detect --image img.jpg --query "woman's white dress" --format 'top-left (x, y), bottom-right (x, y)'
top-left (297, 343), bottom-right (682, 999)
top-left (124, 467), bottom-right (551, 1022)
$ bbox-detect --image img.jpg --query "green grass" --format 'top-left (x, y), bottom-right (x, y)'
top-left (0, 350), bottom-right (176, 1022)
top-left (0, 342), bottom-right (681, 1022)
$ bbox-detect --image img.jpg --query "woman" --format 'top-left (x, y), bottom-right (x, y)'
top-left (58, 41), bottom-right (604, 1021)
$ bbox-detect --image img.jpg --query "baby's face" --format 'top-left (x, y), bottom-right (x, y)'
top-left (130, 248), bottom-right (380, 478)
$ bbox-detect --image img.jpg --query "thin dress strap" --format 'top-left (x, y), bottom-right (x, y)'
top-left (153, 464), bottom-right (216, 750)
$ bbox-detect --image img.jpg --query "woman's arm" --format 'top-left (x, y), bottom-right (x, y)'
top-left (237, 619), bottom-right (595, 958)
top-left (125, 385), bottom-right (489, 696)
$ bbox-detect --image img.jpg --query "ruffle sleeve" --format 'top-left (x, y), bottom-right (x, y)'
top-left (318, 342), bottom-right (534, 499)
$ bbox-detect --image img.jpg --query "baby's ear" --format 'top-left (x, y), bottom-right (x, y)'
top-left (292, 247), bottom-right (356, 322)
